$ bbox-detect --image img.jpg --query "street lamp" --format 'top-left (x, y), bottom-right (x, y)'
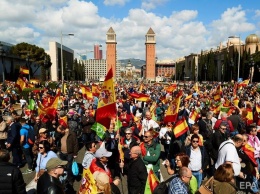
top-left (0, 43), bottom-right (6, 83)
top-left (204, 64), bottom-right (207, 81)
top-left (61, 31), bottom-right (74, 93)
top-left (249, 56), bottom-right (255, 83)
top-left (228, 36), bottom-right (240, 81)
top-left (230, 59), bottom-right (234, 81)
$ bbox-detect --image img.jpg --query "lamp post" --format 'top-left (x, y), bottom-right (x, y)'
top-left (204, 64), bottom-right (207, 81)
top-left (249, 56), bottom-right (255, 83)
top-left (195, 64), bottom-right (197, 82)
top-left (230, 59), bottom-right (234, 81)
top-left (228, 36), bottom-right (240, 81)
top-left (0, 43), bottom-right (6, 83)
top-left (60, 31), bottom-right (74, 93)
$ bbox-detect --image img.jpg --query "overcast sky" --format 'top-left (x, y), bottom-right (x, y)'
top-left (0, 0), bottom-right (259, 61)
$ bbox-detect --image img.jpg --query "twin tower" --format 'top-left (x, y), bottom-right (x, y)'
top-left (106, 27), bottom-right (156, 80)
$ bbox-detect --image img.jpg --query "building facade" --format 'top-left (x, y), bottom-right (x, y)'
top-left (85, 59), bottom-right (107, 80)
top-left (48, 41), bottom-right (74, 81)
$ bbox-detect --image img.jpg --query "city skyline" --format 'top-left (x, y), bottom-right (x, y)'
top-left (0, 0), bottom-right (259, 61)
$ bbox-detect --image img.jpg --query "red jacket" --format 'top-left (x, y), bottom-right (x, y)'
top-left (214, 118), bottom-right (234, 132)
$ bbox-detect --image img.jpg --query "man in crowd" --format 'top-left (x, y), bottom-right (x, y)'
top-left (141, 111), bottom-right (159, 136)
top-left (6, 116), bottom-right (22, 167)
top-left (82, 141), bottom-right (97, 169)
top-left (33, 116), bottom-right (46, 137)
top-left (168, 167), bottom-right (192, 194)
top-left (215, 134), bottom-right (243, 177)
top-left (37, 157), bottom-right (68, 194)
top-left (0, 149), bottom-right (26, 194)
top-left (81, 109), bottom-right (95, 145)
top-left (127, 146), bottom-right (148, 194)
top-left (141, 130), bottom-right (161, 179)
top-left (20, 117), bottom-right (34, 174)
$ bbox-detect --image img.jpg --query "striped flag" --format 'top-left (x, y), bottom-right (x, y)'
top-left (173, 117), bottom-right (189, 138)
top-left (15, 77), bottom-right (27, 91)
top-left (164, 91), bottom-right (183, 123)
top-left (189, 109), bottom-right (199, 123)
top-left (144, 169), bottom-right (160, 194)
top-left (256, 104), bottom-right (260, 113)
top-left (128, 92), bottom-right (150, 102)
top-left (246, 108), bottom-right (253, 125)
top-left (232, 97), bottom-right (239, 106)
top-left (96, 68), bottom-right (117, 129)
top-left (165, 83), bottom-right (177, 93)
top-left (20, 66), bottom-right (29, 75)
top-left (238, 79), bottom-right (249, 89)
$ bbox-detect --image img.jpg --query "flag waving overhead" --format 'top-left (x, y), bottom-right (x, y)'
top-left (164, 90), bottom-right (183, 123)
top-left (173, 117), bottom-right (189, 138)
top-left (96, 68), bottom-right (117, 129)
top-left (15, 77), bottom-right (27, 91)
top-left (20, 66), bottom-right (29, 75)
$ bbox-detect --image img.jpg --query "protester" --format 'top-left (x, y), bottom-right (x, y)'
top-left (81, 109), bottom-right (95, 145)
top-left (0, 149), bottom-right (26, 194)
top-left (82, 141), bottom-right (97, 169)
top-left (36, 157), bottom-right (68, 194)
top-left (127, 146), bottom-right (148, 194)
top-left (34, 140), bottom-right (58, 181)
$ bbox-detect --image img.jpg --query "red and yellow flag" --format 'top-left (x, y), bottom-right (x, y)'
top-left (246, 108), bottom-right (253, 125)
top-left (144, 169), bottom-right (160, 194)
top-left (92, 84), bottom-right (101, 97)
top-left (242, 144), bottom-right (257, 166)
top-left (96, 68), bottom-right (117, 129)
top-left (173, 117), bottom-right (189, 138)
top-left (128, 92), bottom-right (150, 102)
top-left (232, 97), bottom-right (239, 107)
top-left (189, 109), bottom-right (199, 122)
top-left (15, 77), bottom-right (27, 91)
top-left (216, 85), bottom-right (222, 95)
top-left (81, 85), bottom-right (93, 100)
top-left (164, 91), bottom-right (183, 123)
top-left (20, 66), bottom-right (29, 75)
top-left (78, 168), bottom-right (98, 194)
top-left (192, 82), bottom-right (199, 93)
top-left (165, 83), bottom-right (177, 93)
top-left (184, 94), bottom-right (192, 101)
top-left (58, 116), bottom-right (68, 128)
top-left (256, 104), bottom-right (260, 113)
top-left (238, 79), bottom-right (249, 89)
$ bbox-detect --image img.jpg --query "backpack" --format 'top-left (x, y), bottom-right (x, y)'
top-left (202, 119), bottom-right (213, 138)
top-left (237, 119), bottom-right (246, 133)
top-left (24, 126), bottom-right (35, 146)
top-left (152, 175), bottom-right (176, 194)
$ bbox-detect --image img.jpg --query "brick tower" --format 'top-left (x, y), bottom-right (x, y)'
top-left (106, 27), bottom-right (117, 76)
top-left (145, 27), bottom-right (156, 81)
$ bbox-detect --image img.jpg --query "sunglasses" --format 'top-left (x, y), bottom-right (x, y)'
top-left (220, 127), bottom-right (227, 130)
top-left (192, 140), bottom-right (199, 143)
top-left (39, 147), bottom-right (44, 149)
top-left (144, 136), bottom-right (150, 138)
top-left (125, 133), bottom-right (132, 135)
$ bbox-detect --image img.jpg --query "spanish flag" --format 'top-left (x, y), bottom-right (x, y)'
top-left (173, 117), bottom-right (189, 138)
top-left (256, 104), bottom-right (260, 113)
top-left (246, 108), bottom-right (253, 125)
top-left (184, 94), bottom-right (192, 101)
top-left (232, 97), bottom-right (239, 106)
top-left (216, 85), bottom-right (223, 95)
top-left (20, 66), bottom-right (29, 75)
top-left (164, 91), bottom-right (183, 123)
top-left (15, 77), bottom-right (27, 91)
top-left (165, 83), bottom-right (177, 93)
top-left (192, 82), bottom-right (199, 93)
top-left (144, 169), bottom-right (160, 194)
top-left (223, 98), bottom-right (231, 107)
top-left (189, 109), bottom-right (199, 122)
top-left (213, 94), bottom-right (221, 101)
top-left (128, 92), bottom-right (150, 102)
top-left (58, 116), bottom-right (68, 128)
top-left (238, 79), bottom-right (249, 89)
top-left (81, 85), bottom-right (93, 100)
top-left (92, 84), bottom-right (101, 97)
top-left (78, 168), bottom-right (98, 194)
top-left (95, 68), bottom-right (117, 129)
top-left (242, 144), bottom-right (257, 166)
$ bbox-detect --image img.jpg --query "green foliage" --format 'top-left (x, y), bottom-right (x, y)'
top-left (47, 82), bottom-right (59, 89)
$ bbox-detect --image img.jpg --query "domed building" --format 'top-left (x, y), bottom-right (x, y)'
top-left (245, 34), bottom-right (260, 53)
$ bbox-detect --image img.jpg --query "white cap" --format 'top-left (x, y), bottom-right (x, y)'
top-left (95, 147), bottom-right (112, 158)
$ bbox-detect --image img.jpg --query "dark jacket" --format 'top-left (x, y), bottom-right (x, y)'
top-left (6, 122), bottom-right (21, 148)
top-left (33, 122), bottom-right (46, 137)
top-left (81, 115), bottom-right (95, 133)
top-left (211, 130), bottom-right (227, 161)
top-left (185, 145), bottom-right (209, 171)
top-left (0, 162), bottom-right (26, 194)
top-left (64, 131), bottom-right (78, 155)
top-left (37, 172), bottom-right (64, 194)
top-left (127, 157), bottom-right (148, 194)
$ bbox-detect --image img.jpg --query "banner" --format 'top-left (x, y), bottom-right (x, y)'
top-left (173, 117), bottom-right (189, 138)
top-left (78, 168), bottom-right (98, 194)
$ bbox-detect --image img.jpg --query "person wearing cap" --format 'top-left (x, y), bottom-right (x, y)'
top-left (82, 141), bottom-right (97, 169)
top-left (36, 157), bottom-right (68, 194)
top-left (89, 144), bottom-right (113, 183)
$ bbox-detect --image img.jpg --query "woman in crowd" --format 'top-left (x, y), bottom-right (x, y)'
top-left (0, 116), bottom-right (7, 149)
top-left (165, 153), bottom-right (197, 194)
top-left (184, 124), bottom-right (203, 146)
top-left (213, 163), bottom-right (237, 194)
top-left (34, 140), bottom-right (58, 181)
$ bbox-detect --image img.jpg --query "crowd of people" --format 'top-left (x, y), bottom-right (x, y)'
top-left (0, 80), bottom-right (260, 194)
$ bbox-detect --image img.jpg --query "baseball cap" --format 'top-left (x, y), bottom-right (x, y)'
top-left (46, 157), bottom-right (68, 171)
top-left (39, 128), bottom-right (47, 134)
top-left (95, 147), bottom-right (112, 158)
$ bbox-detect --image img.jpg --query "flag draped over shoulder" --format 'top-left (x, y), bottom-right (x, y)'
top-left (91, 122), bottom-right (106, 139)
top-left (78, 168), bottom-right (98, 194)
top-left (20, 66), bottom-right (29, 75)
top-left (242, 144), bottom-right (257, 166)
top-left (173, 117), bottom-right (189, 138)
top-left (164, 91), bottom-right (183, 123)
top-left (144, 169), bottom-right (160, 194)
top-left (96, 68), bottom-right (117, 129)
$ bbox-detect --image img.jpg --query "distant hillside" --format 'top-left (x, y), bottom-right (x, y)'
top-left (119, 59), bottom-right (145, 69)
